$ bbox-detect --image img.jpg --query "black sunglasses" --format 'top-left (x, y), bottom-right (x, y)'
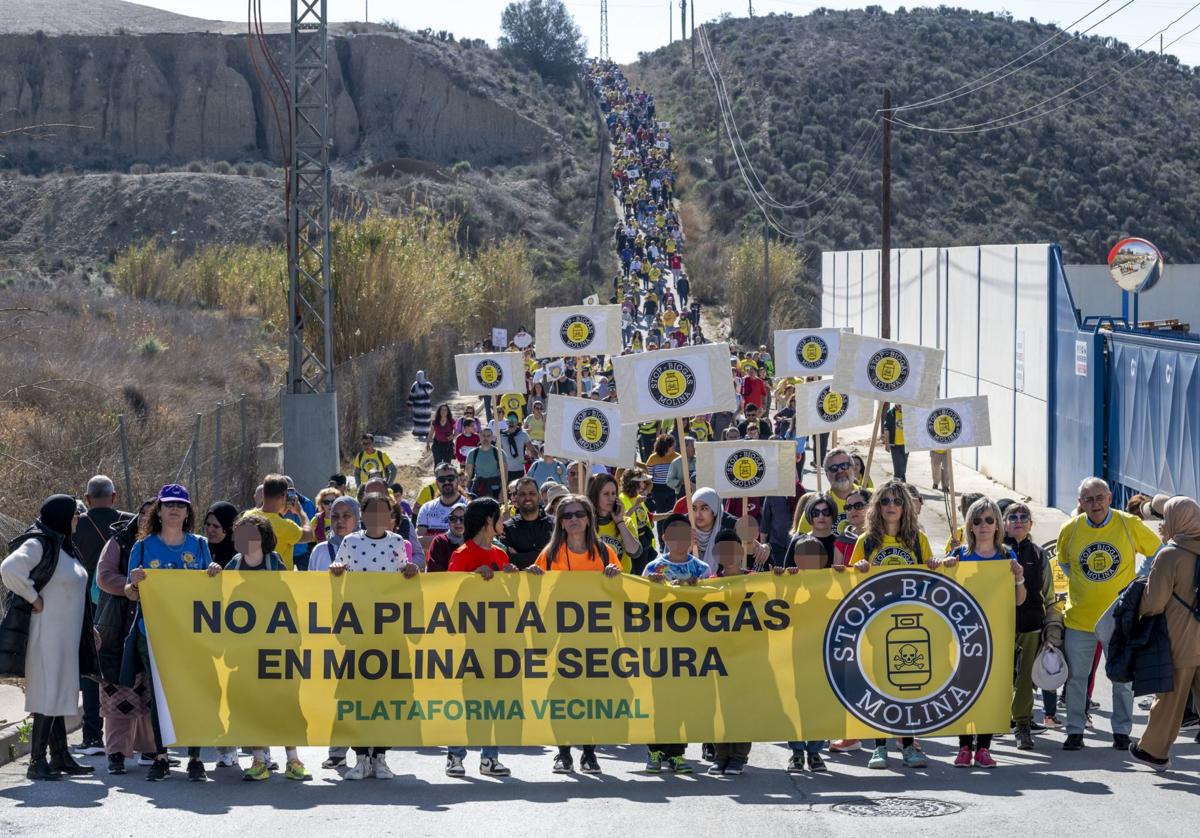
top-left (844, 501), bottom-right (867, 511)
top-left (972, 516), bottom-right (996, 526)
top-left (1006, 513), bottom-right (1031, 523)
top-left (878, 496), bottom-right (904, 507)
top-left (560, 509), bottom-right (589, 520)
top-left (810, 507), bottom-right (834, 518)
top-left (436, 475), bottom-right (457, 484)
top-left (826, 461), bottom-right (852, 473)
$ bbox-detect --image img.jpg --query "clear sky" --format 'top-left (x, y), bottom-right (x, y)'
top-left (136, 0), bottom-right (1200, 66)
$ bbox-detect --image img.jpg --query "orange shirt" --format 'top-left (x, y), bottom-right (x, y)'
top-left (534, 542), bottom-right (621, 572)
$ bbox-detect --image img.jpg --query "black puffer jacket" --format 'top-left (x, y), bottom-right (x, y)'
top-left (1106, 579), bottom-right (1175, 696)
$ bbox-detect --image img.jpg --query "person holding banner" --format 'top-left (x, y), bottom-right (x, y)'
top-left (330, 493), bottom-right (418, 780)
top-left (528, 495), bottom-right (621, 774)
top-left (936, 498), bottom-right (1027, 768)
top-left (848, 480), bottom-right (930, 770)
top-left (446, 498), bottom-right (515, 777)
top-left (123, 484), bottom-right (212, 782)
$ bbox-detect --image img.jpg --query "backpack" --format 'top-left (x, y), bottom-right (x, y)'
top-left (1171, 548), bottom-right (1200, 623)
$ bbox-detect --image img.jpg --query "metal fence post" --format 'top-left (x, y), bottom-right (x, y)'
top-left (213, 402), bottom-right (223, 500)
top-left (190, 413), bottom-right (201, 497)
top-left (118, 414), bottom-right (134, 503)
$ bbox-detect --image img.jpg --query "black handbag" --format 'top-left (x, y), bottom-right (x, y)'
top-left (0, 533), bottom-right (61, 678)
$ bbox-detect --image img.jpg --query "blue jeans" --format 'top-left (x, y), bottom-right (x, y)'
top-left (788, 740), bottom-right (824, 755)
top-left (1064, 627), bottom-right (1133, 735)
top-left (448, 746), bottom-right (498, 760)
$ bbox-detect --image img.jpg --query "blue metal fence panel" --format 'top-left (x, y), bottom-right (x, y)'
top-left (1105, 333), bottom-right (1200, 504)
top-left (1048, 246), bottom-right (1104, 512)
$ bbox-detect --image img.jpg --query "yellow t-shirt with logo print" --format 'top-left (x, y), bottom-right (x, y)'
top-left (850, 531), bottom-right (932, 566)
top-left (498, 393), bottom-right (527, 421)
top-left (1056, 510), bottom-right (1161, 631)
top-left (595, 516), bottom-right (637, 574)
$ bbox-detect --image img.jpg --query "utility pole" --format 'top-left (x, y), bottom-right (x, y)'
top-left (600, 0), bottom-right (609, 61)
top-left (748, 1), bottom-right (754, 18)
top-left (690, 0), bottom-right (695, 70)
top-left (763, 217), bottom-right (771, 346)
top-left (364, 0), bottom-right (368, 23)
top-left (283, 0), bottom-right (340, 497)
top-left (681, 0), bottom-right (687, 45)
top-left (669, 0), bottom-right (673, 41)
top-left (881, 87), bottom-right (893, 340)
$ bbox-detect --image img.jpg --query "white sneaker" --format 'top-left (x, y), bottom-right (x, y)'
top-left (344, 755), bottom-right (374, 780)
top-left (216, 752), bottom-right (239, 768)
top-left (445, 754), bottom-right (466, 777)
top-left (372, 755), bottom-right (395, 780)
top-left (480, 758), bottom-right (511, 777)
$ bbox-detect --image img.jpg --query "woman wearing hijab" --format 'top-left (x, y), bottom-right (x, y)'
top-left (94, 500), bottom-right (157, 775)
top-left (689, 487), bottom-right (771, 575)
top-left (1, 495), bottom-right (100, 780)
top-left (203, 501), bottom-right (238, 569)
top-left (1130, 496), bottom-right (1200, 771)
top-left (409, 371), bottom-right (434, 442)
top-left (308, 496), bottom-right (360, 573)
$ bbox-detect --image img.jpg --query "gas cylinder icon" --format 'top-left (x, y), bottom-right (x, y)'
top-left (886, 613), bottom-right (932, 691)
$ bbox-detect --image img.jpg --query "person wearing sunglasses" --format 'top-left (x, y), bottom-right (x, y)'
top-left (1054, 477), bottom-right (1162, 752)
top-left (832, 488), bottom-right (872, 567)
top-left (935, 497), bottom-right (1026, 768)
top-left (795, 448), bottom-right (861, 536)
top-left (528, 496), bottom-right (620, 774)
top-left (1001, 500), bottom-right (1063, 749)
top-left (848, 480), bottom-right (930, 770)
top-left (416, 462), bottom-right (468, 539)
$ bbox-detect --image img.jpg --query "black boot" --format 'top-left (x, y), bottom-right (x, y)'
top-left (26, 714), bottom-right (62, 781)
top-left (49, 716), bottom-right (95, 776)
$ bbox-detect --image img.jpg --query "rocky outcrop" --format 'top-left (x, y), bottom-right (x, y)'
top-left (0, 32), bottom-right (553, 171)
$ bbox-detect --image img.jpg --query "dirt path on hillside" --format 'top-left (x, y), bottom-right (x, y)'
top-left (378, 390), bottom-right (479, 498)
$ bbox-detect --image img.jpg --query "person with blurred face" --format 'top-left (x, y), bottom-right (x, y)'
top-left (330, 493), bottom-right (417, 780)
top-left (1002, 500), bottom-right (1061, 749)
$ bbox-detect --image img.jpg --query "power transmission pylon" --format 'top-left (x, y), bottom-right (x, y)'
top-left (748, 1), bottom-right (754, 17)
top-left (600, 0), bottom-right (609, 60)
top-left (283, 0), bottom-right (340, 495)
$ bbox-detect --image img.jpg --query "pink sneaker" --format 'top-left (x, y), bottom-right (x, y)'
top-left (953, 747), bottom-right (973, 767)
top-left (973, 748), bottom-right (997, 768)
top-left (829, 739), bottom-right (861, 753)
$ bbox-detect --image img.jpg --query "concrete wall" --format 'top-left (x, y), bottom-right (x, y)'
top-left (822, 244), bottom-right (1052, 504)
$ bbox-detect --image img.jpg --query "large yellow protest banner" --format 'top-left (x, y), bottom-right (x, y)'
top-left (139, 564), bottom-right (1015, 746)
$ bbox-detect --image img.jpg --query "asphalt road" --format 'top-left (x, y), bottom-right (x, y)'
top-left (2, 682), bottom-right (1197, 838)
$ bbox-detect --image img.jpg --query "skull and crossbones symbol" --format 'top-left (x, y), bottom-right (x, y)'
top-left (893, 644), bottom-right (925, 670)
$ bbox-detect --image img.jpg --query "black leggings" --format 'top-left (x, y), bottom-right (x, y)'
top-left (354, 747), bottom-right (387, 758)
top-left (875, 737), bottom-right (914, 748)
top-left (958, 734), bottom-right (992, 749)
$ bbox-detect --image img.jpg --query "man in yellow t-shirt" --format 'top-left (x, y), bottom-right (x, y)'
top-left (256, 474), bottom-right (315, 570)
top-left (353, 434), bottom-right (395, 486)
top-left (1055, 477), bottom-right (1161, 749)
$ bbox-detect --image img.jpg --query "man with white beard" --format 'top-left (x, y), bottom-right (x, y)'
top-left (796, 447), bottom-right (860, 535)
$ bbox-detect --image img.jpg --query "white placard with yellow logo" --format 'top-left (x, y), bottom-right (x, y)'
top-left (535, 305), bottom-right (622, 358)
top-left (611, 343), bottom-right (738, 423)
top-left (693, 440), bottom-right (796, 499)
top-left (792, 380), bottom-right (875, 436)
top-left (905, 396), bottom-right (992, 452)
top-left (542, 396), bottom-right (637, 468)
top-left (830, 334), bottom-right (944, 408)
top-left (454, 352), bottom-right (525, 397)
top-left (773, 327), bottom-right (843, 378)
